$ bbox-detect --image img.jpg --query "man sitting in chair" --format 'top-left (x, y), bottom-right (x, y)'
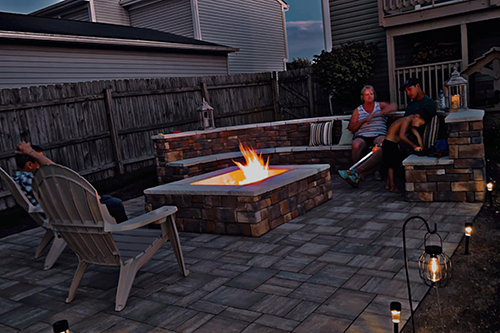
top-left (14, 141), bottom-right (128, 223)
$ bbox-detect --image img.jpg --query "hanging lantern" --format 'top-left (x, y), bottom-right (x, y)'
top-left (418, 231), bottom-right (452, 288)
top-left (487, 182), bottom-right (493, 192)
top-left (444, 67), bottom-right (468, 113)
top-left (197, 98), bottom-right (215, 130)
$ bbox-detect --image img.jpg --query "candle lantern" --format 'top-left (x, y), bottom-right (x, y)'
top-left (444, 67), bottom-right (468, 113)
top-left (197, 98), bottom-right (215, 130)
top-left (418, 231), bottom-right (452, 288)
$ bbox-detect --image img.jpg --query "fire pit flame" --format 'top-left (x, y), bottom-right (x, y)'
top-left (233, 143), bottom-right (270, 185)
top-left (191, 143), bottom-right (287, 186)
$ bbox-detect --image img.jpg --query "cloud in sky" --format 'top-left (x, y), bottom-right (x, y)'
top-left (286, 20), bottom-right (324, 61)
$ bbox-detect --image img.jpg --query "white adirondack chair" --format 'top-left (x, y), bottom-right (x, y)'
top-left (32, 164), bottom-right (188, 311)
top-left (0, 167), bottom-right (66, 270)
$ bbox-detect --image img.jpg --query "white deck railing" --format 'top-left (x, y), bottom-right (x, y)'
top-left (394, 59), bottom-right (462, 109)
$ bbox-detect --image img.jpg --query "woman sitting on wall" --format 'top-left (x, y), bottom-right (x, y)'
top-left (347, 85), bottom-right (397, 178)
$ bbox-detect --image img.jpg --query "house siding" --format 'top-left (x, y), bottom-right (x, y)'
top-left (58, 5), bottom-right (91, 21)
top-left (129, 0), bottom-right (194, 39)
top-left (0, 43), bottom-right (228, 89)
top-left (197, 0), bottom-right (287, 74)
top-left (329, 0), bottom-right (389, 101)
top-left (93, 0), bottom-right (131, 25)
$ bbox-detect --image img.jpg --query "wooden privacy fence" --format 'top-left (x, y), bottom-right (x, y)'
top-left (0, 68), bottom-right (329, 211)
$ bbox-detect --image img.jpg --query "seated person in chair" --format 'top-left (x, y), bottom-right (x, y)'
top-left (13, 141), bottom-right (128, 223)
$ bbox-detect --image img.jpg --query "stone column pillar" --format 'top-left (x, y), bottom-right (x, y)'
top-left (446, 110), bottom-right (486, 202)
top-left (404, 110), bottom-right (486, 202)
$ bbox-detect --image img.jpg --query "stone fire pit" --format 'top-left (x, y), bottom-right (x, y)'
top-left (145, 164), bottom-right (332, 237)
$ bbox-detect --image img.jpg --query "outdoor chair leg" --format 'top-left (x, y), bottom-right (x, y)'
top-left (43, 236), bottom-right (67, 270)
top-left (165, 215), bottom-right (188, 277)
top-left (115, 262), bottom-right (139, 311)
top-left (35, 229), bottom-right (54, 259)
top-left (66, 260), bottom-right (88, 303)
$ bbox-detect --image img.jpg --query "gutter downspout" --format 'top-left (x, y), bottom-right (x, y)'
top-left (321, 0), bottom-right (332, 51)
top-left (281, 3), bottom-right (290, 71)
top-left (191, 0), bottom-right (202, 40)
top-left (88, 0), bottom-right (97, 22)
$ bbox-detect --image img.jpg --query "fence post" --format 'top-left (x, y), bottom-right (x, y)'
top-left (307, 74), bottom-right (315, 117)
top-left (103, 88), bottom-right (124, 175)
top-left (200, 82), bottom-right (210, 104)
top-left (271, 71), bottom-right (281, 121)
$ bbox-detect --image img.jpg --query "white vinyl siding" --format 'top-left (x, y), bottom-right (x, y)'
top-left (330, 0), bottom-right (389, 101)
top-left (129, 0), bottom-right (194, 39)
top-left (58, 5), bottom-right (91, 21)
top-left (198, 0), bottom-right (287, 74)
top-left (0, 43), bottom-right (228, 89)
top-left (93, 0), bottom-right (131, 25)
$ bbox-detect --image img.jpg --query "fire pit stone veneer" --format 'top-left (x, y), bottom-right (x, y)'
top-left (145, 165), bottom-right (332, 237)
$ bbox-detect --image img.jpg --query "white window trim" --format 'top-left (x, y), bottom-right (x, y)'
top-left (191, 0), bottom-right (202, 40)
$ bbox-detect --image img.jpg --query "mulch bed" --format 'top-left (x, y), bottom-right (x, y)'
top-left (403, 192), bottom-right (500, 332)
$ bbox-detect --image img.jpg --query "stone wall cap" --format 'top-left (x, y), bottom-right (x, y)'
top-left (403, 155), bottom-right (454, 166)
top-left (151, 116), bottom-right (352, 140)
top-left (445, 109), bottom-right (484, 123)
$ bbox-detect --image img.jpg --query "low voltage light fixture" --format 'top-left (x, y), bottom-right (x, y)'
top-left (402, 216), bottom-right (452, 333)
top-left (464, 223), bottom-right (473, 255)
top-left (390, 301), bottom-right (401, 333)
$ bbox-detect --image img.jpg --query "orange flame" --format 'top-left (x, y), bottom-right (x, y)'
top-left (191, 143), bottom-right (287, 186)
top-left (232, 143), bottom-right (270, 185)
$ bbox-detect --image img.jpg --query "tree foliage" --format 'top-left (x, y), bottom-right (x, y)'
top-left (286, 57), bottom-right (312, 70)
top-left (312, 42), bottom-right (378, 106)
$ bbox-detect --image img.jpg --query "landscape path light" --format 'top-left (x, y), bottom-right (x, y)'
top-left (390, 301), bottom-right (401, 333)
top-left (53, 320), bottom-right (69, 333)
top-left (487, 181), bottom-right (494, 207)
top-left (402, 216), bottom-right (452, 333)
top-left (465, 223), bottom-right (473, 255)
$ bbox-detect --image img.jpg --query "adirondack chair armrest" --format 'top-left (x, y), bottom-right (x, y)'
top-left (28, 205), bottom-right (44, 214)
top-left (104, 205), bottom-right (178, 232)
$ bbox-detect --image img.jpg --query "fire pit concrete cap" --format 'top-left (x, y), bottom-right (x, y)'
top-left (144, 164), bottom-right (330, 196)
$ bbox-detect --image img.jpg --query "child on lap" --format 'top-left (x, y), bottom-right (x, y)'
top-left (383, 109), bottom-right (427, 192)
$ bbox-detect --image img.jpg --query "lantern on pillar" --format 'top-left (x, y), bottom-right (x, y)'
top-left (444, 67), bottom-right (468, 113)
top-left (197, 99), bottom-right (215, 130)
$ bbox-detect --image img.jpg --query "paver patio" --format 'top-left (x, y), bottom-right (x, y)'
top-left (0, 177), bottom-right (482, 333)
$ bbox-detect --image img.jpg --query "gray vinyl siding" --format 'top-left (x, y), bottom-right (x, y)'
top-left (198, 0), bottom-right (287, 74)
top-left (0, 43), bottom-right (228, 89)
top-left (93, 0), bottom-right (131, 25)
top-left (129, 0), bottom-right (194, 39)
top-left (58, 6), bottom-right (90, 21)
top-left (330, 0), bottom-right (389, 101)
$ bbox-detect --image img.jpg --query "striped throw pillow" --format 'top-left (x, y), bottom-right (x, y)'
top-left (423, 115), bottom-right (439, 149)
top-left (309, 121), bottom-right (334, 146)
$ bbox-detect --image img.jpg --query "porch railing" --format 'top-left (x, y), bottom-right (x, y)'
top-left (382, 0), bottom-right (463, 14)
top-left (394, 59), bottom-right (462, 109)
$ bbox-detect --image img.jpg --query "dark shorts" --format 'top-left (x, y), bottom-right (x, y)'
top-left (382, 139), bottom-right (402, 169)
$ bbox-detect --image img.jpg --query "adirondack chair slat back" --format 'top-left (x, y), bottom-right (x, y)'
top-left (0, 167), bottom-right (31, 213)
top-left (33, 164), bottom-right (121, 266)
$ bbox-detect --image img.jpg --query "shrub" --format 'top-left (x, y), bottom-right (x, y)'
top-left (286, 57), bottom-right (312, 70)
top-left (313, 42), bottom-right (378, 107)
